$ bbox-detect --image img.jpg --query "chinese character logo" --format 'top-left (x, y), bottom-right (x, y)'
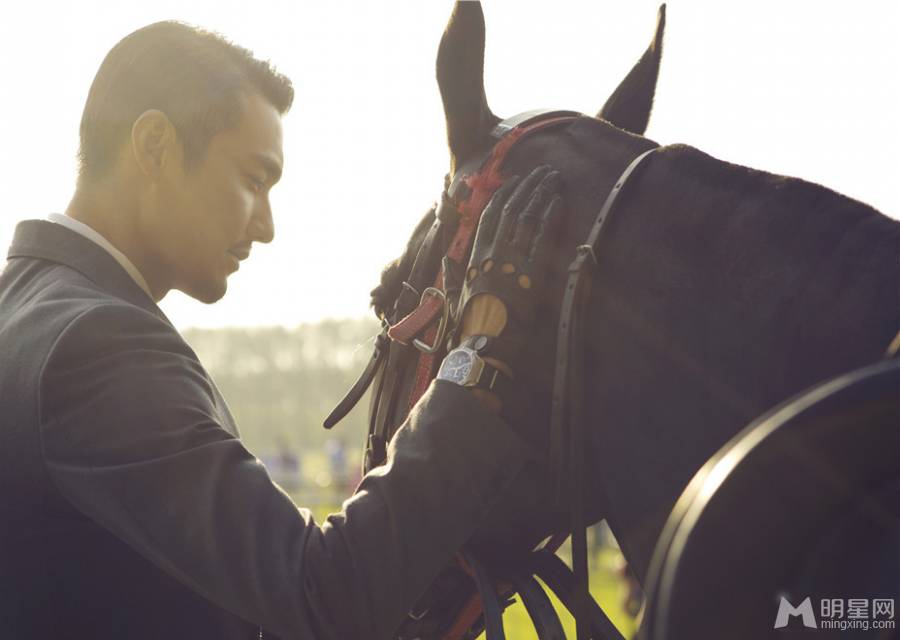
top-left (775, 596), bottom-right (818, 629)
top-left (873, 599), bottom-right (895, 619)
top-left (821, 598), bottom-right (844, 619)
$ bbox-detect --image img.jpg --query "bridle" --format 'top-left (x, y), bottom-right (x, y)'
top-left (325, 109), bottom-right (658, 640)
top-left (324, 109), bottom-right (583, 464)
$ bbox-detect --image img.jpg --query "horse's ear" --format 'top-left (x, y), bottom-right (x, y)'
top-left (598, 4), bottom-right (666, 135)
top-left (437, 1), bottom-right (499, 175)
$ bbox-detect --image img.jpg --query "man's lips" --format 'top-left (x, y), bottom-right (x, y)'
top-left (227, 246), bottom-right (251, 261)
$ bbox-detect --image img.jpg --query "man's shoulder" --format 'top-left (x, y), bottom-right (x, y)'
top-left (0, 259), bottom-right (200, 450)
top-left (0, 257), bottom-right (185, 373)
top-left (46, 292), bottom-right (189, 372)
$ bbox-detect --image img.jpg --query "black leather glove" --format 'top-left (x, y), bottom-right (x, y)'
top-left (458, 165), bottom-right (564, 360)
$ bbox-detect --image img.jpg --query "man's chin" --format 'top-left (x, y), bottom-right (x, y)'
top-left (181, 279), bottom-right (227, 305)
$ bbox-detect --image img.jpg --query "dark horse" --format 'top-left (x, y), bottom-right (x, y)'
top-left (362, 2), bottom-right (899, 636)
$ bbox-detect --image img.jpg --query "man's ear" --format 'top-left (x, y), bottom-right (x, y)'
top-left (131, 109), bottom-right (177, 179)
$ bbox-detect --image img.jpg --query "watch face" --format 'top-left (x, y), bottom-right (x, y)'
top-left (439, 349), bottom-right (474, 385)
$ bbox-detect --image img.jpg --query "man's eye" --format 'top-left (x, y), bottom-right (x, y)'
top-left (247, 175), bottom-right (265, 192)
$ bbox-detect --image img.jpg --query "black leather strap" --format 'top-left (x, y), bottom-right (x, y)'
top-left (581, 148), bottom-right (658, 257)
top-left (550, 147), bottom-right (657, 499)
top-left (460, 334), bottom-right (518, 370)
top-left (458, 336), bottom-right (515, 404)
top-left (530, 551), bottom-right (626, 640)
top-left (512, 573), bottom-right (566, 640)
top-left (323, 330), bottom-right (389, 429)
top-left (550, 146), bottom-right (657, 639)
top-left (473, 360), bottom-right (514, 400)
top-left (461, 548), bottom-right (506, 640)
top-left (490, 109), bottom-right (582, 139)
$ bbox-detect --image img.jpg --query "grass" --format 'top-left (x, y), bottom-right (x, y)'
top-left (489, 546), bottom-right (638, 639)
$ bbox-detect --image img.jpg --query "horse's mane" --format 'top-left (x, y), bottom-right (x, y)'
top-left (657, 142), bottom-right (894, 230)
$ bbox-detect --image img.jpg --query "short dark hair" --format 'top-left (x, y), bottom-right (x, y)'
top-left (77, 21), bottom-right (294, 182)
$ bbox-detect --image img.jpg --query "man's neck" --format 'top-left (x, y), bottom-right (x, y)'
top-left (64, 184), bottom-right (168, 302)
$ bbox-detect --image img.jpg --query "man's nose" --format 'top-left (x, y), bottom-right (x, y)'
top-left (250, 198), bottom-right (275, 244)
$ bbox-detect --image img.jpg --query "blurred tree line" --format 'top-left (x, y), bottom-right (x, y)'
top-left (182, 317), bottom-right (381, 461)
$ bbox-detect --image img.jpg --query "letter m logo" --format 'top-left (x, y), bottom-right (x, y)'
top-left (774, 596), bottom-right (817, 629)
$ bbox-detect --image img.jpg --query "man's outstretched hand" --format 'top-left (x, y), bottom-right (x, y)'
top-left (459, 164), bottom-right (564, 373)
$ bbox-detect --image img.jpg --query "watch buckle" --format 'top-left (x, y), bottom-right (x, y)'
top-left (461, 352), bottom-right (485, 387)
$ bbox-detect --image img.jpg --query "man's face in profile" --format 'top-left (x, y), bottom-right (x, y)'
top-left (144, 91), bottom-right (284, 304)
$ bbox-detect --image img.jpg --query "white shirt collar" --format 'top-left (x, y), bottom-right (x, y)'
top-left (46, 213), bottom-right (154, 300)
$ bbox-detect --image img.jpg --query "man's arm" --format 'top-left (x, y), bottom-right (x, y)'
top-left (39, 303), bottom-right (531, 639)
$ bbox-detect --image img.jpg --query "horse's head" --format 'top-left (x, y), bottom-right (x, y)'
top-left (367, 0), bottom-right (666, 561)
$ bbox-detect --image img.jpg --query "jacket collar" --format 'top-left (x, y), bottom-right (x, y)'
top-left (7, 219), bottom-right (173, 325)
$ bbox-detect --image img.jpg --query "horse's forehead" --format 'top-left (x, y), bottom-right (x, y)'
top-left (499, 117), bottom-right (653, 224)
top-left (502, 117), bottom-right (633, 173)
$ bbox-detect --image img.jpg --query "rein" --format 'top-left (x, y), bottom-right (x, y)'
top-left (551, 147), bottom-right (657, 639)
top-left (325, 110), bottom-right (658, 640)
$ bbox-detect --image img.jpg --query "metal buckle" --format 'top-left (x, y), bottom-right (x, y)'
top-left (407, 605), bottom-right (431, 621)
top-left (412, 287), bottom-right (451, 354)
top-left (401, 281), bottom-right (420, 299)
top-left (576, 244), bottom-right (597, 266)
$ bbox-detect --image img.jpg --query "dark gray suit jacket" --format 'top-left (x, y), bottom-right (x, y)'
top-left (0, 219), bottom-right (530, 639)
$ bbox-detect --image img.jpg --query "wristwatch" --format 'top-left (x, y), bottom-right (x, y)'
top-left (436, 335), bottom-right (513, 401)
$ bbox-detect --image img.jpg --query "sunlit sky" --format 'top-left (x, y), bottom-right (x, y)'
top-left (1, 1), bottom-right (897, 330)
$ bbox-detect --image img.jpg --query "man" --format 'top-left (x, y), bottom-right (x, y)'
top-left (0, 21), bottom-right (562, 639)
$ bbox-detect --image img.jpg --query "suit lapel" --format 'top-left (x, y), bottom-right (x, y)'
top-left (7, 219), bottom-right (171, 325)
top-left (7, 219), bottom-right (241, 435)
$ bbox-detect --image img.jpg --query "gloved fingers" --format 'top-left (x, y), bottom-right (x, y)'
top-left (528, 194), bottom-right (565, 265)
top-left (511, 169), bottom-right (561, 256)
top-left (493, 164), bottom-right (552, 246)
top-left (469, 175), bottom-right (521, 281)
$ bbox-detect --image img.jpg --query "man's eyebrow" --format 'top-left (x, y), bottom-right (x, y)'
top-left (252, 153), bottom-right (283, 183)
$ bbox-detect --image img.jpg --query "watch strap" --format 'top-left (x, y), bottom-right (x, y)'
top-left (460, 334), bottom-right (519, 368)
top-left (469, 358), bottom-right (514, 402)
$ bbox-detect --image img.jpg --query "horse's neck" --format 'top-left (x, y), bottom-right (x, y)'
top-left (613, 144), bottom-right (897, 405)
top-left (584, 142), bottom-right (899, 579)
